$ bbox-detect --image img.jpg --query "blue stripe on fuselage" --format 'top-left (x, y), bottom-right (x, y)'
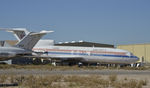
top-left (47, 51), bottom-right (137, 58)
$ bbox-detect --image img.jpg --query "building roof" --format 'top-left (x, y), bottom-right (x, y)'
top-left (118, 43), bottom-right (150, 46)
top-left (55, 41), bottom-right (114, 48)
top-left (0, 40), bottom-right (114, 48)
top-left (5, 40), bottom-right (18, 46)
top-left (0, 40), bottom-right (18, 46)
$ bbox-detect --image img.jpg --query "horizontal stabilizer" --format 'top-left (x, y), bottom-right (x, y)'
top-left (31, 30), bottom-right (53, 35)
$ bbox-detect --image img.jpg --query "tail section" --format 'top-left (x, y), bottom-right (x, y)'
top-left (0, 28), bottom-right (29, 41)
top-left (15, 30), bottom-right (53, 50)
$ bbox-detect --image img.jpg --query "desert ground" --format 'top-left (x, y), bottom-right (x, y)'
top-left (0, 65), bottom-right (150, 88)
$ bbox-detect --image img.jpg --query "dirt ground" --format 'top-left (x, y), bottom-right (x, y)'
top-left (0, 66), bottom-right (150, 88)
top-left (0, 73), bottom-right (150, 88)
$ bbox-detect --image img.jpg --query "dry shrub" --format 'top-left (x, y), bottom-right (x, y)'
top-left (128, 79), bottom-right (138, 88)
top-left (112, 79), bottom-right (147, 88)
top-left (124, 77), bottom-right (127, 81)
top-left (24, 75), bottom-right (42, 88)
top-left (0, 74), bottom-right (148, 88)
top-left (63, 75), bottom-right (109, 88)
top-left (136, 79), bottom-right (148, 88)
top-left (109, 74), bottom-right (117, 83)
top-left (19, 75), bottom-right (63, 88)
top-left (113, 82), bottom-right (122, 88)
top-left (14, 75), bottom-right (26, 85)
top-left (10, 75), bottom-right (15, 83)
top-left (0, 75), bottom-right (7, 83)
top-left (139, 79), bottom-right (148, 86)
top-left (137, 82), bottom-right (143, 88)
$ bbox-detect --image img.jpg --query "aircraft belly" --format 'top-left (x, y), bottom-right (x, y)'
top-left (42, 53), bottom-right (138, 64)
top-left (83, 56), bottom-right (135, 64)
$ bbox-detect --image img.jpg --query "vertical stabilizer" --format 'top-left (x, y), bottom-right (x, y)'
top-left (7, 28), bottom-right (29, 41)
top-left (15, 30), bottom-right (53, 50)
top-left (0, 28), bottom-right (29, 41)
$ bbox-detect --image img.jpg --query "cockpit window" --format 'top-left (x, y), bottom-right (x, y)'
top-left (130, 53), bottom-right (133, 56)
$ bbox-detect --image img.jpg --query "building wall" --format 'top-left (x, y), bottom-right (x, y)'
top-left (117, 44), bottom-right (150, 63)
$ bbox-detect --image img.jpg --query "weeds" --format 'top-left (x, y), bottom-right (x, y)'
top-left (139, 79), bottom-right (148, 86)
top-left (109, 74), bottom-right (117, 83)
top-left (0, 74), bottom-right (149, 88)
top-left (0, 75), bottom-right (7, 83)
top-left (124, 77), bottom-right (127, 81)
top-left (0, 64), bottom-right (149, 70)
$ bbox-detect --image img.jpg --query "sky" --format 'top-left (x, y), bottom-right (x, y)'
top-left (0, 0), bottom-right (150, 45)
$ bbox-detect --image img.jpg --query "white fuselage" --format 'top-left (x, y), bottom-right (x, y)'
top-left (33, 46), bottom-right (139, 64)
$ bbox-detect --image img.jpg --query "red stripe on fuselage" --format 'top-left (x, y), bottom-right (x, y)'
top-left (32, 48), bottom-right (127, 55)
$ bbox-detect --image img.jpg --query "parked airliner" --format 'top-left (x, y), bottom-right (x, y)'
top-left (1, 28), bottom-right (139, 64)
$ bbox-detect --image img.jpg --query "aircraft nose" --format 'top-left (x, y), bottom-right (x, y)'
top-left (131, 55), bottom-right (139, 61)
top-left (134, 56), bottom-right (139, 61)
